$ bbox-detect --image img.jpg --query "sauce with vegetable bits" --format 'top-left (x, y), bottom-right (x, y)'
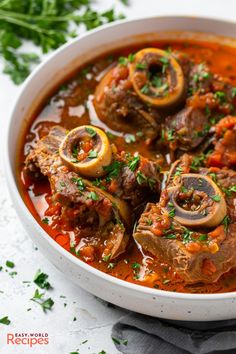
top-left (19, 39), bottom-right (236, 293)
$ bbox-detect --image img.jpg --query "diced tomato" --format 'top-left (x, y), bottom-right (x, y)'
top-left (216, 116), bottom-right (236, 136)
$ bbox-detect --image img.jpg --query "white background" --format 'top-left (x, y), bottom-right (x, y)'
top-left (1, 1), bottom-right (236, 353)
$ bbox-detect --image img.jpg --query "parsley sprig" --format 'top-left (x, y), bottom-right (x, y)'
top-left (0, 1), bottom-right (124, 84)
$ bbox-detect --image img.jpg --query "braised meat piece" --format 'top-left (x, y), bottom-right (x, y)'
top-left (164, 106), bottom-right (209, 151)
top-left (25, 125), bottom-right (65, 177)
top-left (25, 127), bottom-right (161, 209)
top-left (25, 126), bottom-right (161, 259)
top-left (94, 65), bottom-right (161, 140)
top-left (134, 155), bottom-right (236, 284)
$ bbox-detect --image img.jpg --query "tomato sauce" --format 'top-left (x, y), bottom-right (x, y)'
top-left (18, 39), bottom-right (236, 293)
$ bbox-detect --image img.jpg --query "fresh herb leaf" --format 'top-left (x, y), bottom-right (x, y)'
top-left (6, 260), bottom-right (14, 268)
top-left (136, 63), bottom-right (147, 70)
top-left (132, 262), bottom-right (141, 270)
top-left (222, 215), bottom-right (230, 232)
top-left (85, 127), bottom-right (96, 137)
top-left (71, 177), bottom-right (85, 191)
top-left (125, 134), bottom-right (136, 143)
top-left (211, 195), bottom-right (221, 202)
top-left (164, 234), bottom-right (176, 239)
top-left (88, 150), bottom-right (98, 158)
top-left (0, 316), bottom-right (10, 325)
top-left (34, 270), bottom-right (51, 290)
top-left (167, 129), bottom-right (174, 141)
top-left (88, 191), bottom-right (99, 201)
top-left (0, 2), bottom-right (124, 84)
top-left (42, 217), bottom-right (49, 224)
top-left (199, 234), bottom-right (208, 242)
top-left (31, 289), bottom-right (54, 313)
top-left (215, 91), bottom-right (226, 103)
top-left (103, 161), bottom-right (123, 179)
top-left (102, 254), bottom-right (111, 262)
top-left (128, 155), bottom-right (140, 172)
top-left (140, 84), bottom-right (149, 94)
top-left (136, 171), bottom-right (146, 185)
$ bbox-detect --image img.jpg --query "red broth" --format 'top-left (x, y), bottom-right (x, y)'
top-left (18, 39), bottom-right (236, 293)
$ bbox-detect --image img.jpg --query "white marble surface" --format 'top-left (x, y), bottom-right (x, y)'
top-left (1, 1), bottom-right (236, 353)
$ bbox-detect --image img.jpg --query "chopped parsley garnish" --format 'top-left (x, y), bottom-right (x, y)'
top-left (215, 91), bottom-right (226, 103)
top-left (42, 217), bottom-right (49, 224)
top-left (180, 185), bottom-right (188, 193)
top-left (152, 75), bottom-right (163, 87)
top-left (106, 131), bottom-right (116, 139)
top-left (31, 289), bottom-right (54, 313)
top-left (168, 208), bottom-right (176, 218)
top-left (190, 153), bottom-right (205, 171)
top-left (108, 262), bottom-right (116, 269)
top-left (118, 56), bottom-right (127, 65)
top-left (182, 229), bottom-right (193, 244)
top-left (34, 270), bottom-right (51, 290)
top-left (136, 63), bottom-right (147, 70)
top-left (174, 166), bottom-right (183, 177)
top-left (0, 316), bottom-right (10, 325)
top-left (71, 177), bottom-right (85, 191)
top-left (128, 155), bottom-right (140, 172)
top-left (88, 150), bottom-right (98, 158)
top-left (103, 161), bottom-right (123, 180)
top-left (85, 127), bottom-right (96, 137)
top-left (164, 234), bottom-right (176, 239)
top-left (211, 195), bottom-right (221, 202)
top-left (208, 172), bottom-right (217, 183)
top-left (6, 260), bottom-right (15, 268)
top-left (222, 215), bottom-right (230, 232)
top-left (136, 171), bottom-right (146, 185)
top-left (159, 56), bottom-right (169, 72)
top-left (125, 134), bottom-right (136, 143)
top-left (141, 84), bottom-right (149, 94)
top-left (167, 129), bottom-right (174, 141)
top-left (199, 234), bottom-right (208, 242)
top-left (0, 2), bottom-right (124, 84)
top-left (72, 145), bottom-right (79, 159)
top-left (146, 219), bottom-right (153, 226)
top-left (132, 262), bottom-right (141, 269)
top-left (102, 254), bottom-right (111, 262)
top-left (112, 337), bottom-right (128, 345)
top-left (128, 53), bottom-right (135, 62)
top-left (9, 271), bottom-right (17, 278)
top-left (88, 191), bottom-right (99, 201)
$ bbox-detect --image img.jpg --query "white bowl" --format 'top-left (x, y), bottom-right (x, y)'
top-left (5, 16), bottom-right (236, 321)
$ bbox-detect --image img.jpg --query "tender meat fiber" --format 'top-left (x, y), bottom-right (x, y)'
top-left (165, 106), bottom-right (209, 151)
top-left (25, 126), bottom-right (66, 177)
top-left (134, 158), bottom-right (236, 284)
top-left (104, 151), bottom-right (161, 208)
top-left (25, 126), bottom-right (161, 208)
top-left (94, 65), bottom-right (161, 139)
top-left (25, 126), bottom-right (131, 259)
top-left (25, 126), bottom-right (161, 258)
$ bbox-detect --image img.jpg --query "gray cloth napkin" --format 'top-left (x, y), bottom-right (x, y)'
top-left (112, 312), bottom-right (236, 354)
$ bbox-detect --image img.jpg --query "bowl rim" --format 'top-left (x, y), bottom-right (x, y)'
top-left (5, 14), bottom-right (236, 302)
